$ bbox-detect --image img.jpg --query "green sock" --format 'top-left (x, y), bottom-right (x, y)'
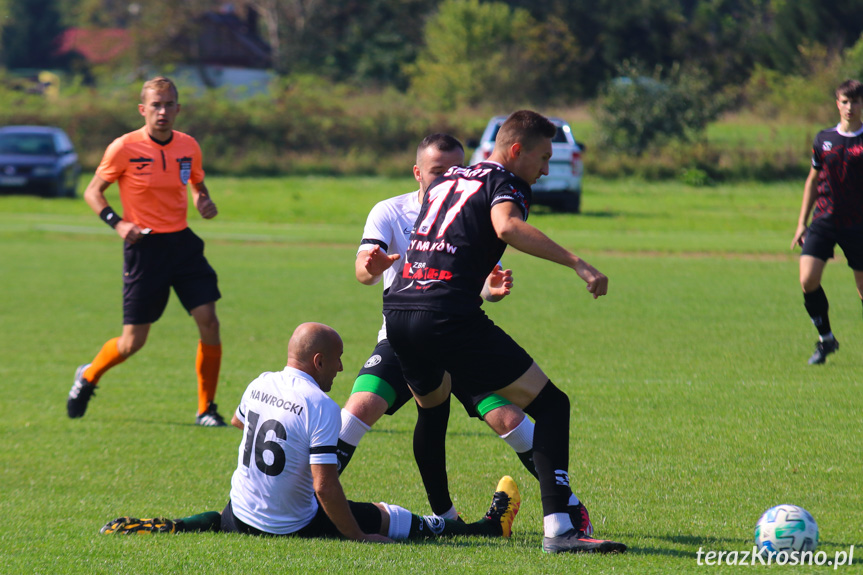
top-left (176, 511), bottom-right (221, 532)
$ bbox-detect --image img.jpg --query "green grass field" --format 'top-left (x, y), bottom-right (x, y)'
top-left (1, 177), bottom-right (861, 574)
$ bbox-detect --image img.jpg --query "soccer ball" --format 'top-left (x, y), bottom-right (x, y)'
top-left (755, 504), bottom-right (818, 555)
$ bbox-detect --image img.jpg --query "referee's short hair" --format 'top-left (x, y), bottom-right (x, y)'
top-left (495, 110), bottom-right (556, 153)
top-left (836, 79), bottom-right (863, 101)
top-left (141, 76), bottom-right (179, 102)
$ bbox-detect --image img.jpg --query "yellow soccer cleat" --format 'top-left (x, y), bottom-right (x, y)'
top-left (483, 475), bottom-right (521, 537)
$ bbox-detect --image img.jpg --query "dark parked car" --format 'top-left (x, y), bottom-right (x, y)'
top-left (0, 126), bottom-right (81, 197)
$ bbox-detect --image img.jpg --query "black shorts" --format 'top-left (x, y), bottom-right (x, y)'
top-left (122, 227), bottom-right (221, 325)
top-left (802, 219), bottom-right (863, 270)
top-left (220, 499), bottom-right (382, 537)
top-left (383, 309), bottom-right (534, 398)
top-left (352, 339), bottom-right (512, 419)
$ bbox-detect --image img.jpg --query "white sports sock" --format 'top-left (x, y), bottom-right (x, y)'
top-left (339, 409), bottom-right (371, 446)
top-left (379, 502), bottom-right (413, 540)
top-left (499, 416), bottom-right (534, 453)
top-left (544, 513), bottom-right (574, 537)
top-left (568, 493), bottom-right (580, 507)
top-left (436, 505), bottom-right (459, 521)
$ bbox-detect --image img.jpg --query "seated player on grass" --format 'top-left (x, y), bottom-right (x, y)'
top-left (100, 323), bottom-right (520, 542)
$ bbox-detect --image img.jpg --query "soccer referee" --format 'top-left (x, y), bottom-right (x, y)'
top-left (67, 76), bottom-right (225, 426)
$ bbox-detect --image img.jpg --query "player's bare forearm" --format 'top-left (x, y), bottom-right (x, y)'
top-left (792, 168), bottom-right (819, 249)
top-left (193, 181), bottom-right (218, 219)
top-left (312, 464), bottom-right (377, 541)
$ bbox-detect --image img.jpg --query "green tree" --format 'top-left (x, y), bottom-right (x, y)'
top-left (407, 0), bottom-right (535, 110)
top-left (1, 0), bottom-right (66, 69)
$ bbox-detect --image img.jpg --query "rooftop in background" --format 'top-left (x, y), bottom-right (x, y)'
top-left (56, 29), bottom-right (133, 65)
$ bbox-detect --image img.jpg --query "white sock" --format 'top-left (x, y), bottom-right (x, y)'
top-left (436, 505), bottom-right (459, 521)
top-left (544, 513), bottom-right (574, 537)
top-left (499, 416), bottom-right (534, 453)
top-left (568, 493), bottom-right (580, 507)
top-left (339, 409), bottom-right (371, 446)
top-left (380, 502), bottom-right (413, 540)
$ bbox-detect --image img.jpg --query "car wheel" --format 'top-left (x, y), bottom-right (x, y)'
top-left (561, 190), bottom-right (581, 213)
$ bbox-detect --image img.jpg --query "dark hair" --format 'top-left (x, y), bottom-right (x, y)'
top-left (417, 133), bottom-right (464, 157)
top-left (141, 76), bottom-right (179, 102)
top-left (836, 79), bottom-right (863, 100)
top-left (495, 110), bottom-right (556, 152)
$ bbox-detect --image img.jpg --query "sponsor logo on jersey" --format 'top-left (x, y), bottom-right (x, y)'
top-left (401, 262), bottom-right (453, 282)
top-left (364, 355), bottom-right (382, 368)
top-left (178, 156), bottom-right (192, 184)
top-left (249, 389), bottom-right (304, 415)
top-left (130, 156), bottom-right (153, 174)
top-left (409, 238), bottom-right (458, 254)
top-left (823, 141), bottom-right (833, 151)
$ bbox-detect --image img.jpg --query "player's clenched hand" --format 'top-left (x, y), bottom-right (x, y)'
top-left (791, 223), bottom-right (808, 250)
top-left (575, 260), bottom-right (608, 299)
top-left (363, 245), bottom-right (401, 276)
top-left (486, 265), bottom-right (514, 299)
top-left (116, 220), bottom-right (146, 244)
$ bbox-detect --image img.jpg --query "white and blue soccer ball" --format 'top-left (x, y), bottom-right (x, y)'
top-left (755, 504), bottom-right (819, 555)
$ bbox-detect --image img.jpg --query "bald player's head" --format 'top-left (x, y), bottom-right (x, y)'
top-left (287, 322), bottom-right (344, 392)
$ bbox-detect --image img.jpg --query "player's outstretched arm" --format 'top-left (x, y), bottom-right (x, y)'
top-left (355, 245), bottom-right (401, 285)
top-left (312, 463), bottom-right (393, 543)
top-left (481, 264), bottom-right (513, 302)
top-left (491, 201), bottom-right (608, 299)
top-left (83, 174), bottom-right (145, 244)
top-left (792, 167), bottom-right (819, 249)
top-left (193, 181), bottom-right (218, 220)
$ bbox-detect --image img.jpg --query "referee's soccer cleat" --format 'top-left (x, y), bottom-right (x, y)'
top-left (100, 517), bottom-right (176, 535)
top-left (542, 528), bottom-right (627, 554)
top-left (195, 401), bottom-right (227, 427)
top-left (67, 364), bottom-right (96, 418)
top-left (483, 475), bottom-right (521, 537)
top-left (569, 501), bottom-right (594, 536)
top-left (808, 338), bottom-right (839, 365)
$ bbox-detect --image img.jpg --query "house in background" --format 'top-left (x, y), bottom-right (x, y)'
top-left (54, 4), bottom-right (274, 97)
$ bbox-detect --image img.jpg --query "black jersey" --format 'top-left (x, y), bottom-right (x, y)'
top-left (382, 162), bottom-right (531, 314)
top-left (811, 124), bottom-right (863, 228)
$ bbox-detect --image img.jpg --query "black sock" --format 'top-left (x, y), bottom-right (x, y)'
top-left (524, 381), bottom-right (572, 517)
top-left (336, 439), bottom-right (356, 474)
top-left (408, 515), bottom-right (489, 538)
top-left (413, 396), bottom-right (453, 516)
top-left (804, 287), bottom-right (832, 336)
top-left (517, 450), bottom-right (539, 479)
top-left (175, 511), bottom-right (221, 532)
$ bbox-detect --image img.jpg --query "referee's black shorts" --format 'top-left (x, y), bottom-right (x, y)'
top-left (122, 227), bottom-right (220, 325)
top-left (383, 308), bottom-right (534, 398)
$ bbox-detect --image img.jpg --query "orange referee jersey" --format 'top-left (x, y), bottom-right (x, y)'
top-left (97, 126), bottom-right (205, 233)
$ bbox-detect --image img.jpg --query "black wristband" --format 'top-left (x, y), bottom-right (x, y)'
top-left (99, 206), bottom-right (122, 229)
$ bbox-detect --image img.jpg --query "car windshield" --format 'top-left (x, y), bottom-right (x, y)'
top-left (0, 133), bottom-right (57, 155)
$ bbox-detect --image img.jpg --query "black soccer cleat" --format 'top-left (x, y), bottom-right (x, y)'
top-left (100, 516), bottom-right (176, 535)
top-left (195, 401), bottom-right (227, 427)
top-left (808, 338), bottom-right (839, 365)
top-left (482, 475), bottom-right (521, 537)
top-left (543, 528), bottom-right (627, 554)
top-left (569, 502), bottom-right (594, 536)
top-left (67, 364), bottom-right (96, 418)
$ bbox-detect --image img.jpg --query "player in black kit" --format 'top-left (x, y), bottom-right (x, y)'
top-left (383, 110), bottom-right (625, 554)
top-left (792, 80), bottom-right (863, 364)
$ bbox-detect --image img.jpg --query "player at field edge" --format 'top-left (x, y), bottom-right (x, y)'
top-left (100, 322), bottom-right (521, 542)
top-left (66, 76), bottom-right (226, 426)
top-left (382, 110), bottom-right (626, 554)
top-left (791, 79), bottom-right (863, 365)
top-left (339, 133), bottom-right (562, 521)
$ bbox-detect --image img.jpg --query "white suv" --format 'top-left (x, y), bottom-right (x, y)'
top-left (468, 116), bottom-right (585, 212)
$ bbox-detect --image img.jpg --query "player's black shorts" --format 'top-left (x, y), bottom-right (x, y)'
top-left (220, 499), bottom-right (382, 537)
top-left (802, 219), bottom-right (863, 270)
top-left (383, 309), bottom-right (534, 398)
top-left (122, 227), bottom-right (220, 325)
top-left (352, 339), bottom-right (512, 419)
